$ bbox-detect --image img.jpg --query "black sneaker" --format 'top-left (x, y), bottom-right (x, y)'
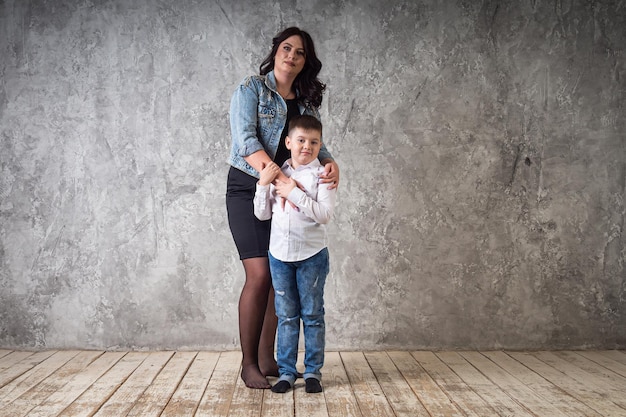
top-left (271, 380), bottom-right (292, 394)
top-left (305, 378), bottom-right (322, 393)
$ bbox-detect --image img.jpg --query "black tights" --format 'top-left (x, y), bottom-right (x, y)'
top-left (239, 257), bottom-right (278, 387)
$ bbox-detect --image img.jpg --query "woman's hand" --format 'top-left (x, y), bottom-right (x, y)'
top-left (320, 159), bottom-right (340, 189)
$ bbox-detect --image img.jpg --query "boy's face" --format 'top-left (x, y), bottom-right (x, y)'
top-left (286, 127), bottom-right (322, 168)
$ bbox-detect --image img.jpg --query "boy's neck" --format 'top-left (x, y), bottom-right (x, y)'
top-left (289, 158), bottom-right (314, 170)
top-left (289, 158), bottom-right (302, 169)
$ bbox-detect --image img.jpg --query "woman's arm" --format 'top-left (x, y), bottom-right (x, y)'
top-left (230, 80), bottom-right (265, 159)
top-left (245, 151), bottom-right (289, 183)
top-left (230, 78), bottom-right (290, 182)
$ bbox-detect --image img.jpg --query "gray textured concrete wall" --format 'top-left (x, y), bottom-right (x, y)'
top-left (0, 0), bottom-right (624, 351)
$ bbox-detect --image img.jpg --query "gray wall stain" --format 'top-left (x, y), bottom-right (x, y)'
top-left (0, 0), bottom-right (624, 350)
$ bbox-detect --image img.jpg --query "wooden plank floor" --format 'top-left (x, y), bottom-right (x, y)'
top-left (0, 350), bottom-right (625, 416)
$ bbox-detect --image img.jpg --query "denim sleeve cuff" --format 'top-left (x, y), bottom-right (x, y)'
top-left (238, 141), bottom-right (265, 157)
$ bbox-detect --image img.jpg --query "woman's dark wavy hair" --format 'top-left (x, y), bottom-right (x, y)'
top-left (259, 27), bottom-right (326, 108)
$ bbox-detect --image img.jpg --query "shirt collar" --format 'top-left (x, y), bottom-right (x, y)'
top-left (283, 158), bottom-right (322, 171)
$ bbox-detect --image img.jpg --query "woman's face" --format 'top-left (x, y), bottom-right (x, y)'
top-left (274, 35), bottom-right (306, 77)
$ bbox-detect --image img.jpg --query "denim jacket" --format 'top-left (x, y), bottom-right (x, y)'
top-left (228, 70), bottom-right (333, 178)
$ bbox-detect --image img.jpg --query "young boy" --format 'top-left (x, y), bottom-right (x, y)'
top-left (253, 115), bottom-right (337, 394)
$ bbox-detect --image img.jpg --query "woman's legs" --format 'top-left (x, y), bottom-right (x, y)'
top-left (239, 257), bottom-right (277, 389)
top-left (259, 285), bottom-right (279, 377)
top-left (226, 168), bottom-right (278, 388)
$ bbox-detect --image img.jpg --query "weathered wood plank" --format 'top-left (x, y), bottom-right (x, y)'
top-left (160, 351), bottom-right (219, 417)
top-left (554, 351), bottom-right (626, 388)
top-left (510, 351), bottom-right (626, 417)
top-left (195, 351), bottom-right (241, 417)
top-left (577, 350), bottom-right (626, 378)
top-left (388, 351), bottom-right (463, 417)
top-left (534, 351), bottom-right (626, 409)
top-left (460, 351), bottom-right (570, 417)
top-left (482, 351), bottom-right (603, 417)
top-left (0, 351), bottom-right (38, 373)
top-left (436, 351), bottom-right (535, 416)
top-left (27, 351), bottom-right (126, 417)
top-left (0, 350), bottom-right (79, 406)
top-left (294, 383), bottom-right (329, 417)
top-left (364, 351), bottom-right (430, 417)
top-left (320, 351), bottom-right (361, 417)
top-left (0, 350), bottom-right (58, 394)
top-left (411, 351), bottom-right (496, 417)
top-left (0, 350), bottom-right (624, 416)
top-left (598, 350), bottom-right (626, 364)
top-left (125, 351), bottom-right (197, 417)
top-left (57, 352), bottom-right (148, 417)
top-left (92, 351), bottom-right (174, 417)
top-left (0, 350), bottom-right (104, 417)
top-left (341, 351), bottom-right (395, 417)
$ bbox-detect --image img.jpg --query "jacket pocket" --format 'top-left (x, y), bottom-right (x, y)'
top-left (257, 102), bottom-right (276, 137)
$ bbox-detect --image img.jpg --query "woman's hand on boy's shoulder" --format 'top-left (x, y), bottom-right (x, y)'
top-left (319, 160), bottom-right (340, 189)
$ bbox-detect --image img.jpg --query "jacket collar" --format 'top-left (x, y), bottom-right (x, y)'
top-left (265, 70), bottom-right (278, 93)
top-left (265, 70), bottom-right (300, 100)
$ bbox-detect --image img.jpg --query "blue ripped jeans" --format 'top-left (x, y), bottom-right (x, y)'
top-left (269, 248), bottom-right (329, 385)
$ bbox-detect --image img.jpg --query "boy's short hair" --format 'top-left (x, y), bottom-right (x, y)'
top-left (288, 115), bottom-right (322, 137)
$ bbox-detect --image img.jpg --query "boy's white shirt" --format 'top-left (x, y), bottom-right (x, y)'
top-left (254, 158), bottom-right (336, 262)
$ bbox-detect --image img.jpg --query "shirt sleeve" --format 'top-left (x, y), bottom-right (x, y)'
top-left (230, 78), bottom-right (266, 158)
top-left (253, 183), bottom-right (273, 221)
top-left (287, 182), bottom-right (336, 225)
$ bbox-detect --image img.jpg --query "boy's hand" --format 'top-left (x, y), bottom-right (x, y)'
top-left (259, 162), bottom-right (280, 186)
top-left (274, 177), bottom-right (297, 199)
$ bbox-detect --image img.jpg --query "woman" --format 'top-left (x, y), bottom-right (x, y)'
top-left (226, 27), bottom-right (339, 389)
